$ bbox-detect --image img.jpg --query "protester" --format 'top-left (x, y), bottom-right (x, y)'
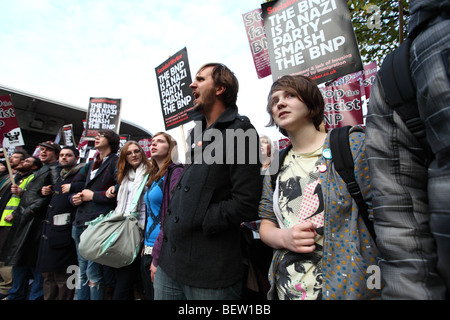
top-left (67, 129), bottom-right (120, 300)
top-left (0, 151), bottom-right (29, 254)
top-left (104, 141), bottom-right (151, 300)
top-left (366, 0), bottom-right (450, 299)
top-left (258, 75), bottom-right (378, 300)
top-left (138, 132), bottom-right (183, 300)
top-left (259, 134), bottom-right (273, 173)
top-left (35, 146), bottom-right (84, 300)
top-left (3, 140), bottom-right (60, 300)
top-left (0, 162), bottom-right (7, 181)
top-left (153, 63), bottom-right (262, 300)
top-left (0, 153), bottom-right (38, 299)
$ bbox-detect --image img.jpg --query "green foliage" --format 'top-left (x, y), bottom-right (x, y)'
top-left (347, 0), bottom-right (410, 65)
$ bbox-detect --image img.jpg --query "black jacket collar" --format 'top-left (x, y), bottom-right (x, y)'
top-left (188, 105), bottom-right (239, 132)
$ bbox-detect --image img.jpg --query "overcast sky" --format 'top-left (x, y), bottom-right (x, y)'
top-left (0, 0), bottom-right (282, 149)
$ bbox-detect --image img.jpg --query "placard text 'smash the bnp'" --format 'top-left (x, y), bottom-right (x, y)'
top-left (86, 97), bottom-right (121, 137)
top-left (156, 47), bottom-right (194, 131)
top-left (262, 0), bottom-right (363, 84)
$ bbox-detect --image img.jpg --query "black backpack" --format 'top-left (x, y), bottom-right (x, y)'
top-left (378, 38), bottom-right (432, 163)
top-left (376, 11), bottom-right (449, 165)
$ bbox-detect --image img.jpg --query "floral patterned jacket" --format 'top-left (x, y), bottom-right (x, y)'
top-left (259, 126), bottom-right (380, 300)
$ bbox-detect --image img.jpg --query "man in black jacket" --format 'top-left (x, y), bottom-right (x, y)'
top-left (36, 146), bottom-right (84, 300)
top-left (154, 63), bottom-right (262, 300)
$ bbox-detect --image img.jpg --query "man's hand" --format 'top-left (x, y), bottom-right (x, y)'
top-left (106, 186), bottom-right (116, 198)
top-left (72, 193), bottom-right (83, 206)
top-left (10, 185), bottom-right (23, 196)
top-left (41, 185), bottom-right (53, 196)
top-left (80, 189), bottom-right (94, 202)
top-left (61, 184), bottom-right (71, 194)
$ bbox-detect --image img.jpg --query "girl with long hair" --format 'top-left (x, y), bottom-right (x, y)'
top-left (141, 132), bottom-right (183, 300)
top-left (105, 141), bottom-right (151, 300)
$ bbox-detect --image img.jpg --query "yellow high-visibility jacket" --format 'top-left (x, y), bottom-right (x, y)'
top-left (0, 174), bottom-right (34, 227)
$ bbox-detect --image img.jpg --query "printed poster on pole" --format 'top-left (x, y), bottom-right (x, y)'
top-left (242, 8), bottom-right (272, 79)
top-left (155, 47), bottom-right (195, 131)
top-left (261, 0), bottom-right (363, 84)
top-left (85, 97), bottom-right (121, 139)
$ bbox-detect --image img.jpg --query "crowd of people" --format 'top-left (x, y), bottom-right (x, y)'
top-left (0, 1), bottom-right (448, 300)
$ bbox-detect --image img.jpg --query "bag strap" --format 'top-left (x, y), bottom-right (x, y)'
top-left (130, 173), bottom-right (149, 211)
top-left (330, 126), bottom-right (376, 240)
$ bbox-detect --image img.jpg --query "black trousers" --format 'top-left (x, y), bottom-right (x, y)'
top-left (140, 254), bottom-right (154, 300)
top-left (112, 256), bottom-right (140, 300)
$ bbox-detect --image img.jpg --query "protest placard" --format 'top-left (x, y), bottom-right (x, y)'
top-left (62, 124), bottom-right (76, 147)
top-left (262, 0), bottom-right (363, 84)
top-left (155, 47), bottom-right (194, 131)
top-left (86, 97), bottom-right (121, 138)
top-left (0, 94), bottom-right (25, 184)
top-left (0, 94), bottom-right (25, 149)
top-left (139, 138), bottom-right (152, 158)
top-left (320, 81), bottom-right (364, 130)
top-left (242, 8), bottom-right (272, 79)
top-left (55, 124), bottom-right (77, 147)
top-left (325, 61), bottom-right (377, 123)
top-left (362, 61), bottom-right (377, 98)
top-left (117, 134), bottom-right (129, 155)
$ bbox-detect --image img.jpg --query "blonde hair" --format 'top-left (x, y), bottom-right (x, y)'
top-left (260, 134), bottom-right (273, 158)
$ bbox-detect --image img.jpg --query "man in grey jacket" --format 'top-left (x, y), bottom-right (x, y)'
top-left (366, 0), bottom-right (449, 299)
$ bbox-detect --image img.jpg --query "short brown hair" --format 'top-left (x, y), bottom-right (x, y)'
top-left (198, 63), bottom-right (239, 107)
top-left (266, 75), bottom-right (324, 136)
top-left (98, 129), bottom-right (120, 154)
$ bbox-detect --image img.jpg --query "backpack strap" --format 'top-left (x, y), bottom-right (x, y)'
top-left (379, 37), bottom-right (433, 164)
top-left (330, 126), bottom-right (376, 240)
top-left (270, 144), bottom-right (292, 191)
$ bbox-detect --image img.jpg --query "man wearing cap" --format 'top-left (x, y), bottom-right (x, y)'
top-left (37, 141), bottom-right (61, 167)
top-left (3, 141), bottom-right (61, 300)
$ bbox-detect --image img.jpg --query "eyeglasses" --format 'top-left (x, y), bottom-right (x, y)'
top-left (126, 150), bottom-right (141, 157)
top-left (96, 133), bottom-right (106, 138)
